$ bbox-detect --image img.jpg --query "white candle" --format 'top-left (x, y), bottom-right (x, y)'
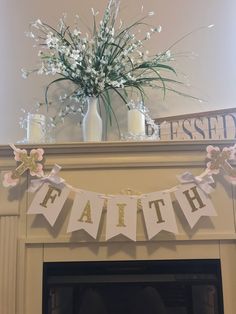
top-left (26, 113), bottom-right (46, 143)
top-left (128, 109), bottom-right (145, 135)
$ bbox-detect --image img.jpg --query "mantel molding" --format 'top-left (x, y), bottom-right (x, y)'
top-left (0, 140), bottom-right (235, 156)
top-left (1, 140), bottom-right (235, 170)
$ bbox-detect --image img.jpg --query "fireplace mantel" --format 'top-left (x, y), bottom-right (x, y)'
top-left (1, 141), bottom-right (236, 314)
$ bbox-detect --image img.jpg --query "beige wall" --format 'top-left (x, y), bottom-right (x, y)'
top-left (0, 0), bottom-right (235, 143)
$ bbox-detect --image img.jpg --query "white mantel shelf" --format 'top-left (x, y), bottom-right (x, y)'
top-left (1, 139), bottom-right (236, 154)
top-left (1, 140), bottom-right (236, 314)
top-left (1, 140), bottom-right (236, 170)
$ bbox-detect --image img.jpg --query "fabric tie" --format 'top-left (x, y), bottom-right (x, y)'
top-left (28, 164), bottom-right (65, 192)
top-left (177, 171), bottom-right (215, 194)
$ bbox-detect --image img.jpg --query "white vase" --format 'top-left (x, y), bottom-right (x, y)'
top-left (82, 97), bottom-right (103, 142)
top-left (128, 109), bottom-right (145, 136)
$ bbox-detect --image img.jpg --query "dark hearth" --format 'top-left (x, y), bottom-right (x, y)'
top-left (43, 259), bottom-right (224, 314)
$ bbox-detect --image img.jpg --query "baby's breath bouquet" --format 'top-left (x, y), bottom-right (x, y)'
top-left (23, 0), bottom-right (198, 132)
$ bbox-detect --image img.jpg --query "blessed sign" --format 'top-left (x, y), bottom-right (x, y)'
top-left (154, 108), bottom-right (236, 141)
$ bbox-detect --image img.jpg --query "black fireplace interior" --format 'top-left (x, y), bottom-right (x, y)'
top-left (43, 259), bottom-right (224, 314)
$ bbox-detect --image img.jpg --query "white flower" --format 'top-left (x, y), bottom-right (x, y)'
top-left (21, 69), bottom-right (29, 79)
top-left (70, 49), bottom-right (81, 60)
top-left (91, 8), bottom-right (99, 16)
top-left (147, 32), bottom-right (151, 40)
top-left (46, 33), bottom-right (59, 48)
top-left (111, 80), bottom-right (123, 88)
top-left (165, 50), bottom-right (171, 59)
top-left (37, 63), bottom-right (47, 75)
top-left (25, 31), bottom-right (35, 38)
top-left (73, 28), bottom-right (81, 36)
top-left (32, 19), bottom-right (43, 28)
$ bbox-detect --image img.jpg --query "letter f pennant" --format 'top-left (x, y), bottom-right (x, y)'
top-left (27, 182), bottom-right (70, 226)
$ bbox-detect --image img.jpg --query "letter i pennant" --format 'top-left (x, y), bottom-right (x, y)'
top-left (27, 182), bottom-right (71, 226)
top-left (174, 183), bottom-right (217, 228)
top-left (106, 195), bottom-right (138, 241)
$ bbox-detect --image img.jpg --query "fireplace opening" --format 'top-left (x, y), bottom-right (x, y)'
top-left (43, 259), bottom-right (224, 314)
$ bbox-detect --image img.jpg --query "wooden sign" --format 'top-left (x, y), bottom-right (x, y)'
top-left (153, 108), bottom-right (236, 141)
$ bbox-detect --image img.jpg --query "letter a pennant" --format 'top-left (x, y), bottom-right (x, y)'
top-left (174, 183), bottom-right (217, 228)
top-left (106, 195), bottom-right (137, 241)
top-left (141, 191), bottom-right (178, 240)
top-left (27, 182), bottom-right (71, 226)
top-left (67, 191), bottom-right (104, 238)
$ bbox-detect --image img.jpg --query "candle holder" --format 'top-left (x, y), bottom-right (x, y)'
top-left (26, 113), bottom-right (46, 143)
top-left (121, 100), bottom-right (160, 141)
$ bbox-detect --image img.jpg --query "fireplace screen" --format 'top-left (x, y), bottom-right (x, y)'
top-left (43, 259), bottom-right (223, 314)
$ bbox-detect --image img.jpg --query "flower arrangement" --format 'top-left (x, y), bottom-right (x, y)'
top-left (22, 0), bottom-right (202, 131)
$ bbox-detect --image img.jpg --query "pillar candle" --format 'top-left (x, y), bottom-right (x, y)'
top-left (128, 109), bottom-right (145, 135)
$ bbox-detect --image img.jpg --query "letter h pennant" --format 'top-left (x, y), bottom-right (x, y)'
top-left (174, 183), bottom-right (217, 228)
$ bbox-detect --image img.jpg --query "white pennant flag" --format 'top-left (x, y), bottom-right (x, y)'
top-left (174, 183), bottom-right (217, 228)
top-left (27, 182), bottom-right (70, 226)
top-left (141, 191), bottom-right (178, 240)
top-left (67, 191), bottom-right (104, 238)
top-left (106, 195), bottom-right (138, 241)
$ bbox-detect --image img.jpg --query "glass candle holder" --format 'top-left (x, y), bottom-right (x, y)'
top-left (127, 109), bottom-right (146, 136)
top-left (26, 113), bottom-right (46, 143)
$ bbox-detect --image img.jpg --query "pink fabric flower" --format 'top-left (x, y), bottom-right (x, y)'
top-left (30, 148), bottom-right (44, 161)
top-left (2, 171), bottom-right (19, 187)
top-left (206, 145), bottom-right (219, 159)
top-left (30, 163), bottom-right (44, 177)
top-left (222, 146), bottom-right (236, 161)
top-left (14, 148), bottom-right (27, 161)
